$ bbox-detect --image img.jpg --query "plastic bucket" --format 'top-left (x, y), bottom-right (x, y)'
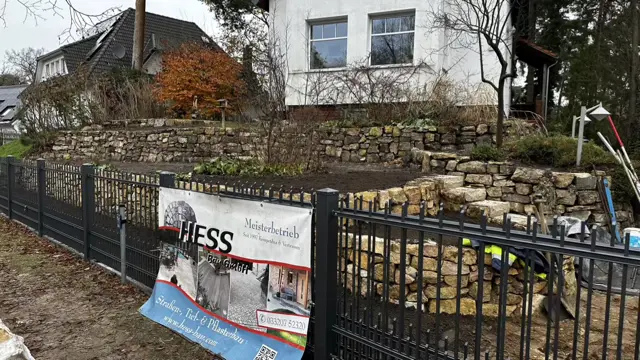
top-left (623, 228), bottom-right (640, 248)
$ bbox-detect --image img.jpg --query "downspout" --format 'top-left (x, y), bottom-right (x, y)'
top-left (543, 60), bottom-right (558, 123)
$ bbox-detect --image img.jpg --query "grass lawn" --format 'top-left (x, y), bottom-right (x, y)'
top-left (0, 140), bottom-right (31, 158)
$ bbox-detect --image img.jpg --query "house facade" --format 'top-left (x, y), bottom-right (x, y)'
top-left (34, 8), bottom-right (218, 83)
top-left (258, 0), bottom-right (512, 115)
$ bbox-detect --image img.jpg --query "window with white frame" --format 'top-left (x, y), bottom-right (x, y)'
top-left (370, 13), bottom-right (415, 66)
top-left (309, 20), bottom-right (348, 69)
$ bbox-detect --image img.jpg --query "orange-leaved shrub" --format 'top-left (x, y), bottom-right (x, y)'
top-left (154, 42), bottom-right (245, 118)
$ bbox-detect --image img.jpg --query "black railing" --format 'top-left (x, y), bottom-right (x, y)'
top-left (1, 155), bottom-right (639, 359)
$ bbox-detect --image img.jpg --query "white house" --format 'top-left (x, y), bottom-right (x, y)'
top-left (256, 0), bottom-right (517, 116)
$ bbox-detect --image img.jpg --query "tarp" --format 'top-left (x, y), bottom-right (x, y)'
top-left (140, 188), bottom-right (313, 360)
top-left (557, 217), bottom-right (640, 294)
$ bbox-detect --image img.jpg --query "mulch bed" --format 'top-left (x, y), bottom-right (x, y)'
top-left (107, 162), bottom-right (424, 194)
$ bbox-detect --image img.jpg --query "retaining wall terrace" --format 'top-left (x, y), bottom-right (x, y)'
top-left (41, 119), bottom-right (533, 163)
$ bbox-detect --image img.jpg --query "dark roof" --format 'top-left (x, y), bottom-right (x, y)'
top-left (256, 0), bottom-right (269, 10)
top-left (516, 38), bottom-right (558, 68)
top-left (42, 8), bottom-right (219, 78)
top-left (0, 85), bottom-right (28, 122)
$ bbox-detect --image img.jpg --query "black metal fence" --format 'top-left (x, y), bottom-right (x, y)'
top-left (2, 155), bottom-right (640, 359)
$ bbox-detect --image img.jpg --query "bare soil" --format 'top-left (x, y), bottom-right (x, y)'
top-left (2, 213), bottom-right (638, 359)
top-left (0, 219), bottom-right (214, 360)
top-left (105, 162), bottom-right (423, 193)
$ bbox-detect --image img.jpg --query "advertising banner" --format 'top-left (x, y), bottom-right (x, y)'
top-left (140, 188), bottom-right (313, 360)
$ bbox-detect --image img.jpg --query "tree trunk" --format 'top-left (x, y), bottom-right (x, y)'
top-left (132, 0), bottom-right (146, 71)
top-left (496, 78), bottom-right (505, 148)
top-left (631, 0), bottom-right (638, 125)
top-left (526, 0), bottom-right (536, 104)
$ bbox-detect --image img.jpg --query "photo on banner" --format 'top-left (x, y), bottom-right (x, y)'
top-left (139, 188), bottom-right (313, 360)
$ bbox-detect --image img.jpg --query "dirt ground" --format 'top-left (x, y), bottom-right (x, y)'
top-left (101, 162), bottom-right (423, 194)
top-left (2, 212), bottom-right (638, 359)
top-left (0, 219), bottom-right (215, 360)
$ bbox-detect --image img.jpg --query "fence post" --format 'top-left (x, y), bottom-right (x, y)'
top-left (159, 171), bottom-right (176, 189)
top-left (37, 158), bottom-right (45, 237)
top-left (6, 156), bottom-right (14, 219)
top-left (118, 204), bottom-right (127, 283)
top-left (314, 188), bottom-right (339, 360)
top-left (81, 163), bottom-right (95, 260)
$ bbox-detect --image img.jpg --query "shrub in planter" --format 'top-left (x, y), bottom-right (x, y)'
top-left (507, 135), bottom-right (616, 168)
top-left (470, 144), bottom-right (506, 162)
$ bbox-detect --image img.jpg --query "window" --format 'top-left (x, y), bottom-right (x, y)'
top-left (1, 107), bottom-right (14, 116)
top-left (370, 13), bottom-right (415, 66)
top-left (55, 60), bottom-right (60, 74)
top-left (45, 64), bottom-right (50, 77)
top-left (287, 272), bottom-right (294, 284)
top-left (310, 20), bottom-right (348, 69)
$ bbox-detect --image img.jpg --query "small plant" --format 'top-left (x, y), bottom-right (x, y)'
top-left (193, 158), bottom-right (305, 177)
top-left (470, 144), bottom-right (505, 162)
top-left (507, 135), bottom-right (616, 168)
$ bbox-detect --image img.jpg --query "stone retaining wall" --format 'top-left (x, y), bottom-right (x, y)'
top-left (41, 119), bottom-right (532, 163)
top-left (340, 233), bottom-right (576, 317)
top-left (402, 150), bottom-right (635, 229)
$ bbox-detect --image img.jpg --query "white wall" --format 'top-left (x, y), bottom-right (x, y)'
top-left (143, 52), bottom-right (164, 75)
top-left (269, 0), bottom-right (512, 115)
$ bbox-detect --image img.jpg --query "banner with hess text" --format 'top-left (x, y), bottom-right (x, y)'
top-left (139, 187), bottom-right (313, 360)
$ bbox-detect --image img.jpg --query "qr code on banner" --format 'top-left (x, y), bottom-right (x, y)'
top-left (253, 344), bottom-right (278, 360)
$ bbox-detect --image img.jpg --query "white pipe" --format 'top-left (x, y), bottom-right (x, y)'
top-left (621, 146), bottom-right (639, 181)
top-left (597, 132), bottom-right (622, 164)
top-left (617, 150), bottom-right (640, 203)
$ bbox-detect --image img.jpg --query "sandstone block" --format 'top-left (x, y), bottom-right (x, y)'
top-left (456, 161), bottom-right (487, 173)
top-left (430, 175), bottom-right (465, 190)
top-left (511, 167), bottom-right (546, 184)
top-left (424, 285), bottom-right (460, 299)
top-left (404, 185), bottom-right (422, 204)
top-left (469, 281), bottom-right (492, 302)
top-left (556, 189), bottom-right (577, 206)
top-left (575, 173), bottom-right (597, 190)
top-left (502, 193), bottom-right (531, 204)
top-left (467, 200), bottom-right (511, 219)
top-left (465, 174), bottom-right (493, 186)
top-left (577, 190), bottom-right (599, 205)
top-left (429, 298), bottom-right (477, 315)
top-left (515, 183), bottom-right (533, 195)
top-left (441, 187), bottom-right (487, 203)
top-left (388, 187), bottom-right (408, 204)
top-left (486, 187), bottom-right (503, 198)
top-left (552, 172), bottom-right (575, 188)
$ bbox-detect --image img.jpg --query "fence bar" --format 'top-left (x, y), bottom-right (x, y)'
top-left (6, 156), bottom-right (13, 219)
top-left (315, 188), bottom-right (339, 360)
top-left (36, 159), bottom-right (45, 237)
top-left (81, 163), bottom-right (94, 259)
top-left (118, 204), bottom-right (127, 284)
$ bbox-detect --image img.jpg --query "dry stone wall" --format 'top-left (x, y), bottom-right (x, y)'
top-left (41, 119), bottom-right (530, 163)
top-left (402, 150), bottom-right (635, 230)
top-left (339, 233), bottom-right (577, 317)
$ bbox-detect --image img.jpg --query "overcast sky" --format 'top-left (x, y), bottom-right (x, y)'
top-left (0, 0), bottom-right (221, 58)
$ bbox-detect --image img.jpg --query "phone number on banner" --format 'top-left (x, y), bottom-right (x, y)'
top-left (256, 310), bottom-right (309, 335)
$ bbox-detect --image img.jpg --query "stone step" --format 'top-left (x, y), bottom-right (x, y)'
top-left (467, 200), bottom-right (511, 219)
top-left (441, 187), bottom-right (487, 206)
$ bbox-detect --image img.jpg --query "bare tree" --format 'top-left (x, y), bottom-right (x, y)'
top-left (432, 0), bottom-right (517, 147)
top-left (631, 0), bottom-right (638, 125)
top-left (0, 0), bottom-right (119, 43)
top-left (4, 47), bottom-right (46, 83)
